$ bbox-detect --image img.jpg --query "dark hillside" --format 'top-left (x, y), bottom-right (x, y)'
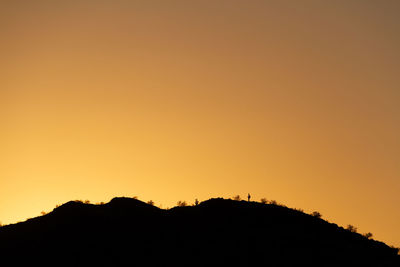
top-left (0, 197), bottom-right (398, 266)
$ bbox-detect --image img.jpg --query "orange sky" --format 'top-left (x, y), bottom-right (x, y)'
top-left (1, 1), bottom-right (399, 247)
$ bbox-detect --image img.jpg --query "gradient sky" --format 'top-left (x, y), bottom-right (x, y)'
top-left (1, 1), bottom-right (399, 247)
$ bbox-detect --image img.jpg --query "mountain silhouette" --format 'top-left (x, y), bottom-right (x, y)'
top-left (0, 197), bottom-right (398, 266)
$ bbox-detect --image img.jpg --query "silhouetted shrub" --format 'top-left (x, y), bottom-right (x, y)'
top-left (75, 200), bottom-right (83, 203)
top-left (84, 200), bottom-right (91, 204)
top-left (194, 199), bottom-right (199, 206)
top-left (311, 211), bottom-right (322, 218)
top-left (232, 195), bottom-right (241, 201)
top-left (41, 211), bottom-right (47, 216)
top-left (147, 200), bottom-right (154, 206)
top-left (132, 196), bottom-right (138, 199)
top-left (269, 200), bottom-right (277, 205)
top-left (346, 224), bottom-right (357, 233)
top-left (260, 198), bottom-right (267, 204)
top-left (390, 246), bottom-right (400, 255)
top-left (363, 232), bottom-right (373, 239)
top-left (177, 201), bottom-right (187, 207)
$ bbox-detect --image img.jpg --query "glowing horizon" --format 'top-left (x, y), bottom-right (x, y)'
top-left (1, 1), bottom-right (399, 248)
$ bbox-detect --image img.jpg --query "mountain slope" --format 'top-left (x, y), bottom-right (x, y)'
top-left (0, 197), bottom-right (398, 266)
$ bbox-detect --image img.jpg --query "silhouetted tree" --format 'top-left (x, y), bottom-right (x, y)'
top-left (311, 211), bottom-right (322, 218)
top-left (177, 201), bottom-right (187, 207)
top-left (232, 195), bottom-right (241, 201)
top-left (269, 200), bottom-right (277, 205)
top-left (247, 193), bottom-right (251, 202)
top-left (363, 232), bottom-right (373, 239)
top-left (346, 224), bottom-right (357, 233)
top-left (194, 199), bottom-right (199, 206)
top-left (84, 200), bottom-right (91, 204)
top-left (260, 198), bottom-right (268, 204)
top-left (147, 200), bottom-right (154, 206)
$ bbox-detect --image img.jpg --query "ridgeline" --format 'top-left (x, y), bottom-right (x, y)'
top-left (0, 197), bottom-right (398, 266)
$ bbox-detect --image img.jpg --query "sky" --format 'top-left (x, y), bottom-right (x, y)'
top-left (1, 1), bottom-right (399, 247)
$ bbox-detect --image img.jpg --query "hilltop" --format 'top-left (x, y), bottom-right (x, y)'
top-left (0, 197), bottom-right (398, 266)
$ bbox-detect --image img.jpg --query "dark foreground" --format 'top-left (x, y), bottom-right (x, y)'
top-left (0, 197), bottom-right (398, 266)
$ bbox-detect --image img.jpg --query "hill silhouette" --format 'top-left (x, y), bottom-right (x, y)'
top-left (0, 197), bottom-right (398, 266)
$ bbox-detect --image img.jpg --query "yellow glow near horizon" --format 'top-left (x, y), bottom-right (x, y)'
top-left (1, 1), bottom-right (399, 247)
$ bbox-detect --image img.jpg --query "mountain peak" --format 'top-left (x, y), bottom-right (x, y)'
top-left (0, 197), bottom-right (398, 266)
